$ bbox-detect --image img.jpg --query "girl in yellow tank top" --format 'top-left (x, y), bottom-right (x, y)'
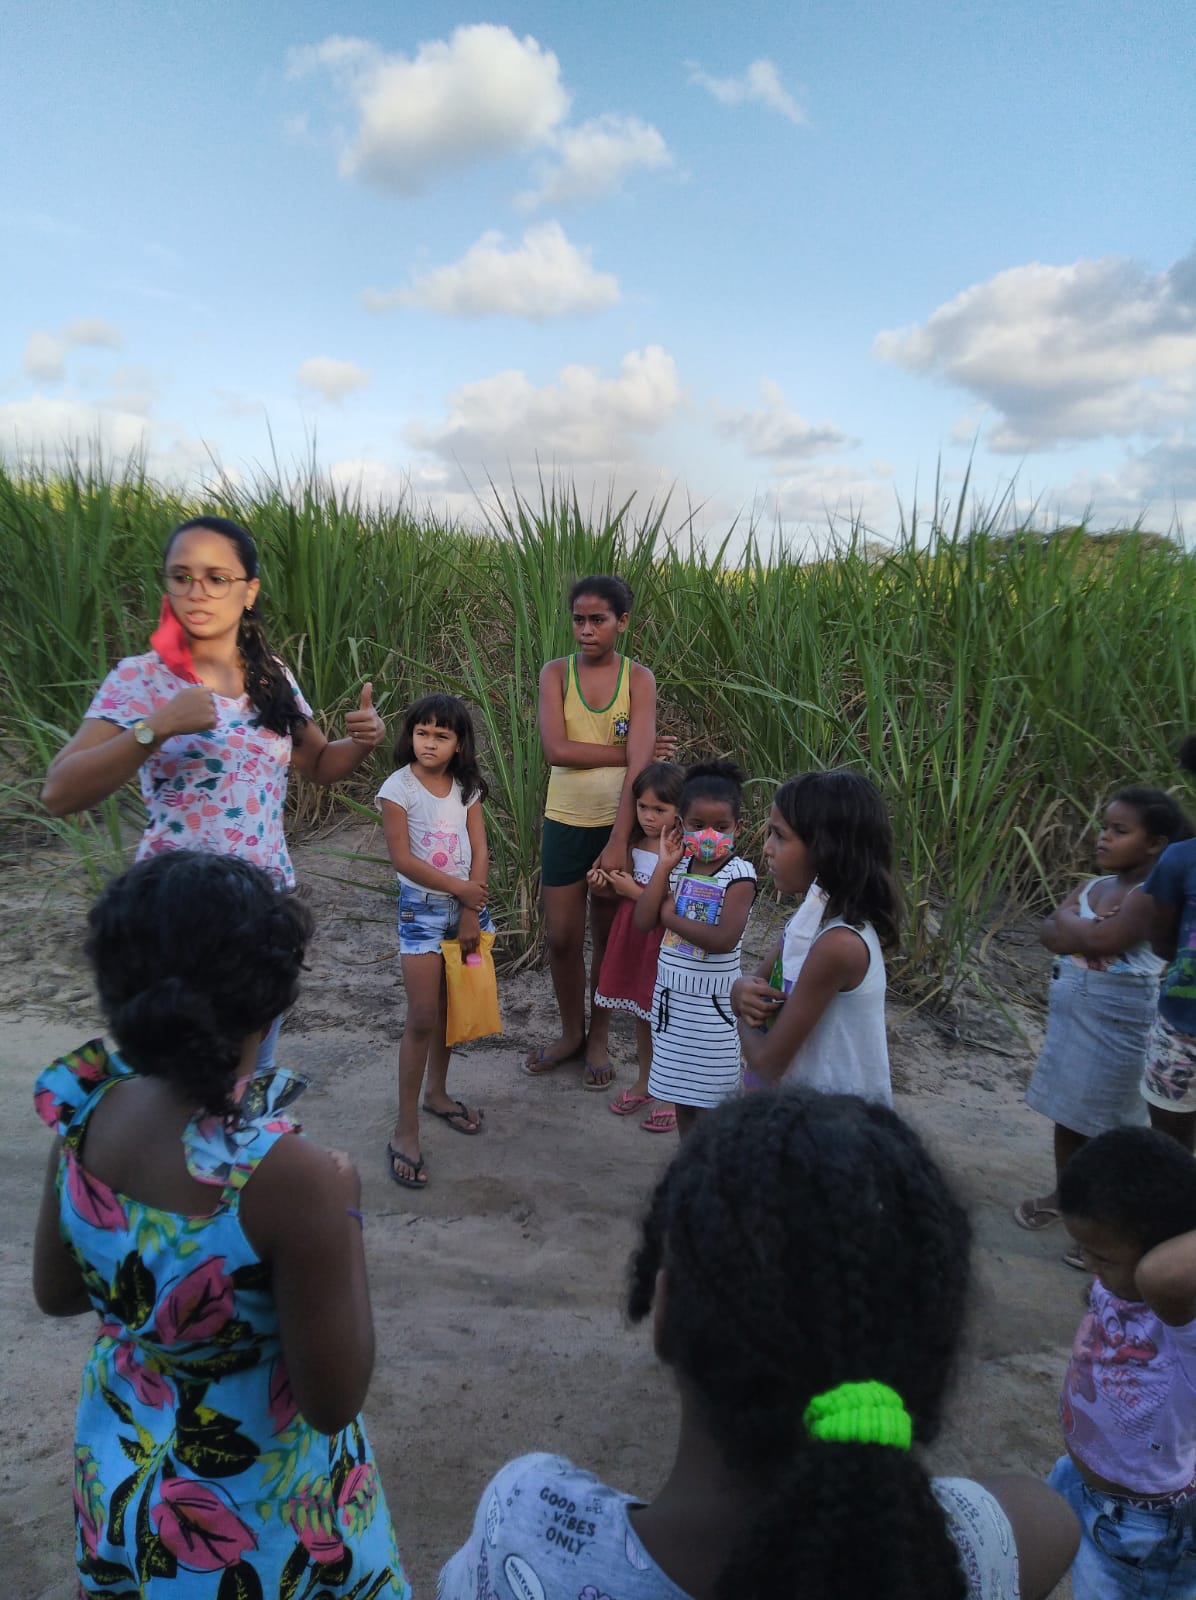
top-left (544, 652), bottom-right (632, 827)
top-left (524, 576), bottom-right (663, 1090)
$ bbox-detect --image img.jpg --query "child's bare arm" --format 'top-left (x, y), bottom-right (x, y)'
top-left (380, 800), bottom-right (486, 906)
top-left (659, 879), bottom-right (756, 956)
top-left (1038, 886), bottom-right (1084, 953)
top-left (1136, 1228), bottom-right (1196, 1326)
top-left (633, 857), bottom-right (674, 931)
top-left (537, 660), bottom-right (625, 769)
top-left (603, 868), bottom-right (643, 900)
top-left (738, 927), bottom-right (869, 1081)
top-left (977, 1477), bottom-right (1079, 1600)
top-left (33, 1142), bottom-right (93, 1317)
top-left (1151, 897), bottom-right (1182, 961)
top-left (1046, 890), bottom-right (1155, 958)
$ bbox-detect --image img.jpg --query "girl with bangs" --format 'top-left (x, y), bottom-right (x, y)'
top-left (378, 694), bottom-right (493, 1191)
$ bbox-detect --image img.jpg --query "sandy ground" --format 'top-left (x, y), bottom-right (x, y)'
top-left (0, 829), bottom-right (1083, 1597)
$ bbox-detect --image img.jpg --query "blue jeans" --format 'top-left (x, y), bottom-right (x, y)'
top-left (1049, 1454), bottom-right (1196, 1598)
top-left (397, 882), bottom-right (494, 956)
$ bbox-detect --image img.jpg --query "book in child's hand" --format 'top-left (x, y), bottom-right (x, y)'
top-left (757, 949), bottom-right (790, 1032)
top-left (662, 875), bottom-right (725, 961)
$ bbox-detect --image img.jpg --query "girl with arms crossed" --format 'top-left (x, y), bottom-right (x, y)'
top-left (525, 575), bottom-right (661, 1091)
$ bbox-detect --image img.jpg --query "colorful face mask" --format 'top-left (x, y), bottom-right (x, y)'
top-left (683, 827), bottom-right (735, 862)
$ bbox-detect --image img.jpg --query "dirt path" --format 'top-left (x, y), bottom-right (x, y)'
top-left (0, 837), bottom-right (1078, 1596)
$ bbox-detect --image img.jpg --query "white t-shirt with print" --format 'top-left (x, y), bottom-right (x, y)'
top-left (437, 1453), bottom-right (1021, 1600)
top-left (377, 765), bottom-right (479, 890)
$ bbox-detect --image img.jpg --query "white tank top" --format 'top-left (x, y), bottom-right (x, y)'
top-left (780, 919), bottom-right (891, 1105)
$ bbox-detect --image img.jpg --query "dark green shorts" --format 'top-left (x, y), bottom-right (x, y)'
top-left (541, 818), bottom-right (613, 888)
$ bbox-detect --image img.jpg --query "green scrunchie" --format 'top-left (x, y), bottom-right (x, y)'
top-left (803, 1380), bottom-right (912, 1449)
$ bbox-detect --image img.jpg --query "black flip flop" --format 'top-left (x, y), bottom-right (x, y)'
top-left (421, 1100), bottom-right (484, 1135)
top-left (386, 1143), bottom-right (428, 1188)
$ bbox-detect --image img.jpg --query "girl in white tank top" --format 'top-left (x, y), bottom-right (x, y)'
top-left (733, 771), bottom-right (901, 1103)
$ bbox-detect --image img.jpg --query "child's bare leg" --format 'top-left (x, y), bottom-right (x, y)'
top-left (1015, 1122), bottom-right (1087, 1228)
top-left (627, 1018), bottom-right (653, 1097)
top-left (529, 881), bottom-right (588, 1069)
top-left (582, 894), bottom-right (619, 1087)
top-left (1148, 1103), bottom-right (1196, 1151)
top-left (423, 971), bottom-right (481, 1132)
top-left (390, 953), bottom-right (443, 1183)
top-left (674, 1103), bottom-right (704, 1139)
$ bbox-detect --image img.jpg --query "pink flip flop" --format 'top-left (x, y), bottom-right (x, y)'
top-left (641, 1106), bottom-right (677, 1134)
top-left (609, 1089), bottom-right (652, 1116)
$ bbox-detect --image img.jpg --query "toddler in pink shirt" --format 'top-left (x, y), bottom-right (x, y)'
top-left (1052, 1126), bottom-right (1196, 1598)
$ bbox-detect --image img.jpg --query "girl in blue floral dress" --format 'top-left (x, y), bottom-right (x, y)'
top-left (33, 851), bottom-right (408, 1599)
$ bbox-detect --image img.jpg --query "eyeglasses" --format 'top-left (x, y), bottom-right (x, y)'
top-left (164, 569), bottom-right (251, 598)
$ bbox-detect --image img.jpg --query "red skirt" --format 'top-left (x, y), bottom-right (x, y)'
top-left (594, 900), bottom-right (666, 1022)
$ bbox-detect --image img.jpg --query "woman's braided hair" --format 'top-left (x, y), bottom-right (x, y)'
top-left (85, 852), bottom-right (313, 1121)
top-left (165, 516), bottom-right (307, 742)
top-left (628, 1090), bottom-right (971, 1599)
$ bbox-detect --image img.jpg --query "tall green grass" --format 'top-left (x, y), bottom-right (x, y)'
top-left (2, 457), bottom-right (1192, 1002)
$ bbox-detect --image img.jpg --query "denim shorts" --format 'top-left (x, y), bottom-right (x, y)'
top-left (1049, 1453), bottom-right (1196, 1598)
top-left (397, 882), bottom-right (494, 957)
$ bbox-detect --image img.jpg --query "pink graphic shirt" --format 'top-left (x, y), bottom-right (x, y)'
top-left (376, 765), bottom-right (480, 890)
top-left (1060, 1277), bottom-right (1196, 1494)
top-left (86, 651), bottom-right (312, 888)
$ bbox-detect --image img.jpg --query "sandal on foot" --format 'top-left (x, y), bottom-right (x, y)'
top-left (1013, 1197), bottom-right (1061, 1232)
top-left (522, 1042), bottom-right (584, 1077)
top-left (610, 1089), bottom-right (652, 1116)
top-left (582, 1061), bottom-right (616, 1091)
top-left (422, 1099), bottom-right (484, 1135)
top-left (641, 1106), bottom-right (677, 1134)
top-left (386, 1143), bottom-right (428, 1190)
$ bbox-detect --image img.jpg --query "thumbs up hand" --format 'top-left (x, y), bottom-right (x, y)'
top-left (344, 681), bottom-right (386, 747)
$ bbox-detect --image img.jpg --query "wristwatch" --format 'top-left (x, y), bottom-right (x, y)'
top-left (131, 720), bottom-right (156, 748)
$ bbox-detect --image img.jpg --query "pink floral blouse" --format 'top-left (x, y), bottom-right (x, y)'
top-left (87, 651), bottom-right (313, 888)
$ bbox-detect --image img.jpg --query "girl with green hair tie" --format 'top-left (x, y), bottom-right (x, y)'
top-left (438, 1089), bottom-right (1078, 1599)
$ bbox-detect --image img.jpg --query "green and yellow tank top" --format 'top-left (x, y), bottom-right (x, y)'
top-left (544, 655), bottom-right (631, 827)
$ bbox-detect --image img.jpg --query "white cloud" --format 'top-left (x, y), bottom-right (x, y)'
top-left (874, 249), bottom-right (1196, 452)
top-left (295, 356), bottom-right (371, 402)
top-left (1048, 436), bottom-right (1196, 533)
top-left (765, 461), bottom-right (893, 533)
top-left (289, 25), bottom-right (570, 192)
top-left (0, 394), bottom-right (216, 485)
top-left (407, 345), bottom-right (681, 470)
top-left (22, 317), bottom-right (125, 382)
top-left (23, 332), bottom-right (67, 382)
top-left (717, 379), bottom-right (852, 460)
top-left (364, 223), bottom-right (619, 319)
top-left (519, 114), bottom-right (672, 209)
top-left (327, 456), bottom-right (417, 506)
top-left (63, 317), bottom-right (123, 349)
top-left (687, 59), bottom-right (806, 124)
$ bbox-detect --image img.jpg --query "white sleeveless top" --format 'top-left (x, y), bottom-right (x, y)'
top-left (779, 918), bottom-right (891, 1105)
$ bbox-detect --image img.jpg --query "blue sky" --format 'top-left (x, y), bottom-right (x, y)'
top-left (3, 0), bottom-right (1194, 543)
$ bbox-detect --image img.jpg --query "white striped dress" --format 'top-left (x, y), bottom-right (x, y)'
top-left (646, 854), bottom-right (757, 1108)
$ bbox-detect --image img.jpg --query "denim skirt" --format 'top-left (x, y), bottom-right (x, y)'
top-left (1025, 959), bottom-right (1156, 1136)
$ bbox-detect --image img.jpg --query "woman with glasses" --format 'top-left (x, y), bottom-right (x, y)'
top-left (41, 515), bottom-right (385, 1062)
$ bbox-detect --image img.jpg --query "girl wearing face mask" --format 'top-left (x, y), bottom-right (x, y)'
top-left (633, 761), bottom-right (757, 1136)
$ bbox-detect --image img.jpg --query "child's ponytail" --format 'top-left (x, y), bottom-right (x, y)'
top-left (629, 1090), bottom-right (971, 1599)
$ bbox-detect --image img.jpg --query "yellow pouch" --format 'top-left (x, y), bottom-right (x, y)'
top-left (441, 930), bottom-right (502, 1046)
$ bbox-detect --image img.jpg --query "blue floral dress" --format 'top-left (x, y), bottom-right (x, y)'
top-left (36, 1040), bottom-right (409, 1600)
